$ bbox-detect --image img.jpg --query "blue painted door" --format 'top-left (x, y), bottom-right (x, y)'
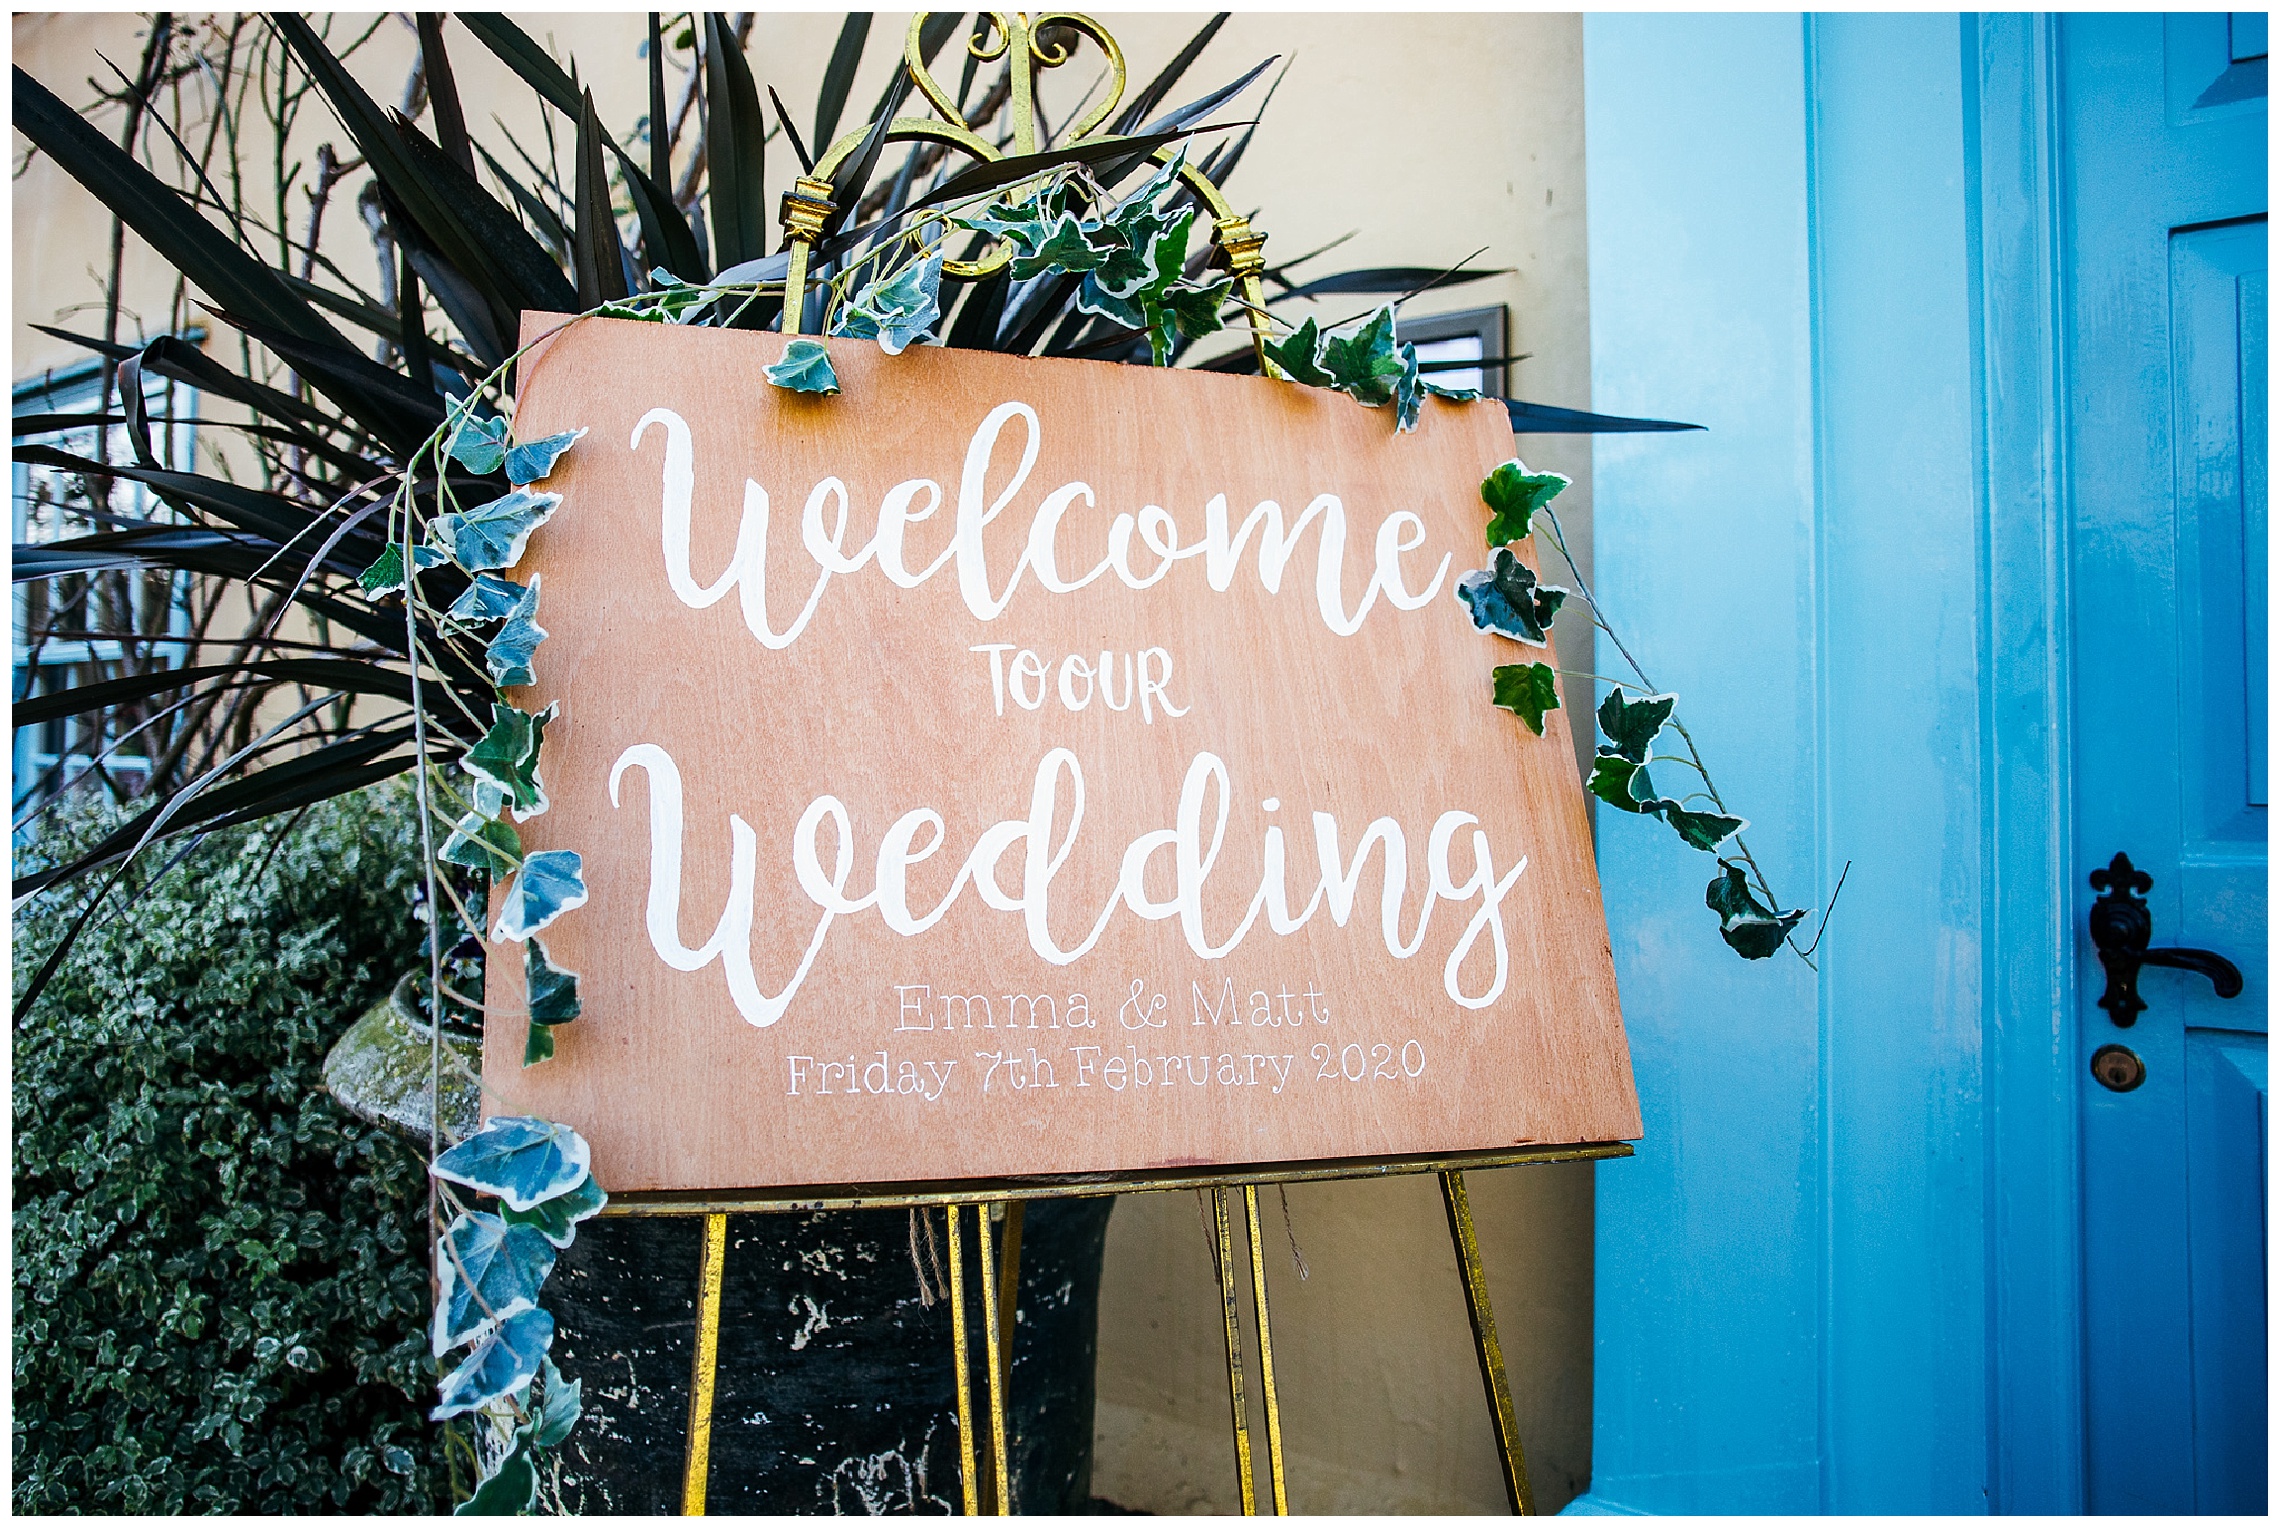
top-left (2066, 13), bottom-right (2267, 1514)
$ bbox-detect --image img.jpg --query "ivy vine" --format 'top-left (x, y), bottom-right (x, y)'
top-left (1456, 460), bottom-right (1839, 963)
top-left (728, 152), bottom-right (1482, 426)
top-left (358, 332), bottom-right (638, 1509)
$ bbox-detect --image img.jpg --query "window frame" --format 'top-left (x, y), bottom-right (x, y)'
top-left (13, 349), bottom-right (203, 819)
top-left (1397, 304), bottom-right (1511, 399)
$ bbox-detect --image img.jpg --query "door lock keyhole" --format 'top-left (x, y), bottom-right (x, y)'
top-left (2091, 1043), bottom-right (2146, 1093)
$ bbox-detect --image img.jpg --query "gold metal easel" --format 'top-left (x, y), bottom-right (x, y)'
top-left (649, 13), bottom-right (1626, 1513)
top-left (635, 1142), bottom-right (1627, 1515)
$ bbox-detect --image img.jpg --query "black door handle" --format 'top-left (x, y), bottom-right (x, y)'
top-left (2088, 852), bottom-right (2244, 1027)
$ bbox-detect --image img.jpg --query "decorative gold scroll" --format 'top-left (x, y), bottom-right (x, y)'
top-left (778, 11), bottom-right (1281, 374)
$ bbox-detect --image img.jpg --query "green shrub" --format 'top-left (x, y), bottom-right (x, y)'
top-left (12, 783), bottom-right (445, 1513)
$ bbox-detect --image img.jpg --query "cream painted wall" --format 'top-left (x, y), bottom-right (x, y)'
top-left (13, 12), bottom-right (1599, 1513)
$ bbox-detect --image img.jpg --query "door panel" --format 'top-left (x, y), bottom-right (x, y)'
top-left (2183, 1030), bottom-right (2267, 1513)
top-left (2176, 222), bottom-right (2269, 860)
top-left (2063, 12), bottom-right (2267, 1515)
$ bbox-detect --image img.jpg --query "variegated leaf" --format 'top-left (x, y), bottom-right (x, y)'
top-left (432, 1210), bottom-right (558, 1355)
top-left (431, 488), bottom-right (561, 573)
top-left (431, 1115), bottom-right (593, 1210)
top-left (492, 849), bottom-right (587, 943)
top-left (462, 702), bottom-right (554, 822)
top-left (485, 575), bottom-right (547, 688)
top-left (765, 339), bottom-right (840, 395)
top-left (430, 1308), bottom-right (554, 1421)
top-left (1455, 548), bottom-right (1568, 646)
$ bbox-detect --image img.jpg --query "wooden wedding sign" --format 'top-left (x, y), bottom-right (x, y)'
top-left (484, 315), bottom-right (1640, 1195)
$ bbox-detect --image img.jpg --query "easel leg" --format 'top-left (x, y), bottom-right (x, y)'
top-left (1242, 1185), bottom-right (1289, 1515)
top-left (1212, 1186), bottom-right (1259, 1514)
top-left (946, 1205), bottom-right (980, 1516)
top-left (978, 1201), bottom-right (1026, 1513)
top-left (975, 1202), bottom-right (1014, 1514)
top-left (681, 1211), bottom-right (729, 1516)
top-left (1440, 1170), bottom-right (1534, 1514)
top-left (994, 1200), bottom-right (1025, 1382)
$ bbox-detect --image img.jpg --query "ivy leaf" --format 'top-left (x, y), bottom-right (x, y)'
top-left (1010, 213), bottom-right (1116, 280)
top-left (1663, 803), bottom-right (1747, 852)
top-left (502, 1172), bottom-right (608, 1250)
top-left (525, 938), bottom-right (581, 1025)
top-left (531, 1356), bottom-right (583, 1447)
top-left (1145, 200), bottom-right (1198, 271)
top-left (953, 195), bottom-right (1056, 257)
top-left (1705, 860), bottom-right (1807, 959)
top-left (1491, 661), bottom-right (1562, 736)
top-left (1423, 376), bottom-right (1483, 403)
top-left (430, 488), bottom-right (562, 573)
top-left (431, 1115), bottom-right (593, 1211)
top-left (1142, 201), bottom-right (1198, 275)
top-left (463, 702), bottom-right (554, 821)
top-left (522, 937), bottom-right (581, 1065)
top-left (504, 427), bottom-right (587, 486)
top-left (1135, 148), bottom-right (1194, 207)
top-left (431, 1308), bottom-right (554, 1421)
top-left (1455, 547), bottom-right (1569, 646)
top-left (1394, 341), bottom-right (1427, 433)
top-left (468, 778), bottom-right (511, 823)
top-left (1321, 305), bottom-right (1405, 408)
top-left (1264, 317), bottom-right (1334, 388)
top-left (647, 267), bottom-right (721, 323)
top-left (1148, 272), bottom-right (1231, 366)
top-left (439, 809), bottom-right (521, 874)
top-left (453, 1428), bottom-right (538, 1514)
top-left (1588, 742), bottom-right (1743, 849)
top-left (447, 412), bottom-right (584, 485)
top-left (445, 572), bottom-right (530, 628)
top-left (494, 849), bottom-right (588, 943)
top-left (831, 252), bottom-right (943, 355)
top-left (486, 575), bottom-right (547, 688)
top-left (594, 298), bottom-right (667, 323)
top-left (432, 1211), bottom-right (559, 1355)
top-left (358, 541), bottom-right (445, 598)
top-left (1089, 206), bottom-right (1170, 296)
top-left (764, 338), bottom-right (840, 394)
top-left (447, 412), bottom-right (511, 475)
top-left (1040, 174), bottom-right (1101, 223)
top-left (1588, 752), bottom-right (1663, 815)
top-left (1597, 686), bottom-right (1676, 763)
top-left (1095, 147), bottom-right (1187, 248)
top-left (1482, 459), bottom-right (1572, 547)
top-left (1075, 274), bottom-right (1142, 331)
top-left (1077, 203), bottom-right (1196, 340)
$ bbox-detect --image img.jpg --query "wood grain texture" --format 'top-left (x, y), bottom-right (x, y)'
top-left (485, 314), bottom-right (1640, 1193)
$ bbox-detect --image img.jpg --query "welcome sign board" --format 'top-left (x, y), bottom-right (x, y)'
top-left (484, 316), bottom-right (1640, 1194)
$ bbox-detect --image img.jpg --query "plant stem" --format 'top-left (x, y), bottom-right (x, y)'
top-left (1537, 504), bottom-right (1818, 965)
top-left (403, 438), bottom-right (448, 1309)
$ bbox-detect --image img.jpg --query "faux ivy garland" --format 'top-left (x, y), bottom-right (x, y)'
top-left (744, 153), bottom-right (1480, 427)
top-left (362, 384), bottom-right (612, 1511)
